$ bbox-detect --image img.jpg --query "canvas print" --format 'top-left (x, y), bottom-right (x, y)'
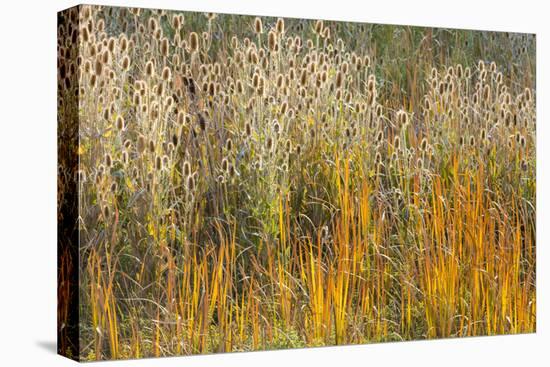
top-left (57, 5), bottom-right (536, 361)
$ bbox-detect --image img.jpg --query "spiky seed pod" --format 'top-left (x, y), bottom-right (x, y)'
top-left (276, 18), bottom-right (285, 34)
top-left (116, 115), bottom-right (125, 131)
top-left (480, 129), bottom-right (487, 141)
top-left (420, 138), bottom-right (428, 151)
top-left (456, 64), bottom-right (463, 78)
top-left (254, 17), bottom-right (263, 34)
top-left (121, 55), bottom-right (130, 71)
top-left (478, 60), bottom-right (485, 71)
top-left (121, 150), bottom-right (129, 165)
top-left (266, 136), bottom-right (273, 151)
top-left (394, 136), bottom-right (401, 150)
top-left (245, 122), bottom-right (252, 138)
top-left (314, 19), bottom-right (324, 34)
top-left (335, 70), bottom-right (343, 89)
top-left (161, 66), bottom-right (171, 81)
top-left (268, 30), bottom-right (277, 52)
top-left (470, 136), bottom-right (476, 147)
top-left (376, 130), bottom-right (383, 144)
top-left (160, 37), bottom-right (169, 57)
top-left (103, 206), bottom-right (110, 219)
top-left (189, 32), bottom-right (199, 52)
top-left (525, 88), bottom-right (532, 103)
top-left (137, 134), bottom-right (146, 154)
top-left (155, 155), bottom-right (163, 171)
top-left (94, 57), bottom-right (103, 77)
top-left (182, 161), bottom-right (191, 177)
top-left (187, 175), bottom-right (195, 191)
top-left (105, 153), bottom-right (112, 168)
top-left (145, 60), bottom-right (155, 77)
top-left (148, 139), bottom-right (155, 154)
top-left (375, 151), bottom-right (382, 164)
top-left (520, 135), bottom-right (527, 148)
top-left (226, 138), bottom-right (233, 152)
top-left (483, 84), bottom-right (491, 103)
top-left (300, 69), bottom-right (308, 87)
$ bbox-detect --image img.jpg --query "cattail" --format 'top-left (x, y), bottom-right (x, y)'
top-left (189, 32), bottom-right (199, 52)
top-left (104, 153), bottom-right (112, 168)
top-left (469, 136), bottom-right (475, 147)
top-left (148, 139), bottom-right (155, 153)
top-left (226, 138), bottom-right (233, 152)
top-left (116, 115), bottom-right (125, 131)
top-left (254, 17), bottom-right (263, 34)
top-left (266, 136), bottom-right (273, 151)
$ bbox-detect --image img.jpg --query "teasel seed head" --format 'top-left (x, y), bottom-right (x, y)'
top-left (189, 32), bottom-right (199, 52)
top-left (268, 30), bottom-right (277, 52)
top-left (122, 150), bottom-right (129, 165)
top-left (104, 153), bottom-right (112, 168)
top-left (420, 137), bottom-right (428, 151)
top-left (115, 115), bottom-right (125, 131)
top-left (137, 134), bottom-right (146, 154)
top-left (121, 55), bottom-right (130, 71)
top-left (375, 151), bottom-right (382, 164)
top-left (145, 60), bottom-right (155, 77)
top-left (187, 174), bottom-right (195, 191)
top-left (254, 17), bottom-right (263, 34)
top-left (183, 160), bottom-right (191, 177)
top-left (161, 66), bottom-right (171, 82)
top-left (276, 18), bottom-right (285, 34)
top-left (394, 136), bottom-right (401, 150)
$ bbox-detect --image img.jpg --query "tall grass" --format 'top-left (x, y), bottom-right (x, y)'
top-left (57, 5), bottom-right (536, 360)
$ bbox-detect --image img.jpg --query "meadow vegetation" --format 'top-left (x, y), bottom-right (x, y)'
top-left (57, 5), bottom-right (536, 360)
